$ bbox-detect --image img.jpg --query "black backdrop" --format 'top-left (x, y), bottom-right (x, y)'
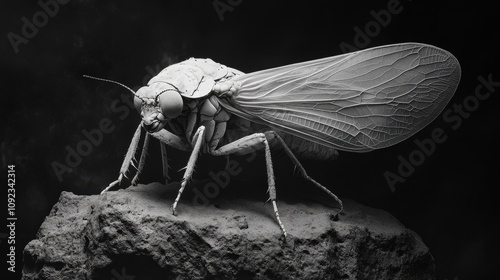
top-left (1, 0), bottom-right (498, 279)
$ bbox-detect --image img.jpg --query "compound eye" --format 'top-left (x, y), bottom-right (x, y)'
top-left (133, 96), bottom-right (142, 113)
top-left (134, 87), bottom-right (149, 113)
top-left (158, 91), bottom-right (183, 119)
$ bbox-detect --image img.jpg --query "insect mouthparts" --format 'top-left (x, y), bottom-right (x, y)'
top-left (142, 121), bottom-right (160, 133)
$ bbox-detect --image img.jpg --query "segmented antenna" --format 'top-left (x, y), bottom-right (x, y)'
top-left (82, 74), bottom-right (143, 99)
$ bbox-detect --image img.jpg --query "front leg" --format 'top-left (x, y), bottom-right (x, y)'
top-left (103, 125), bottom-right (191, 193)
top-left (102, 123), bottom-right (142, 194)
top-left (160, 141), bottom-right (169, 185)
top-left (131, 132), bottom-right (150, 186)
top-left (171, 126), bottom-right (206, 215)
top-left (150, 128), bottom-right (191, 151)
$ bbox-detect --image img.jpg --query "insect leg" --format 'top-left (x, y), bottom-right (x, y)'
top-left (131, 132), bottom-right (150, 186)
top-left (160, 142), bottom-right (169, 185)
top-left (262, 137), bottom-right (287, 238)
top-left (102, 124), bottom-right (142, 194)
top-left (210, 133), bottom-right (287, 238)
top-left (265, 131), bottom-right (343, 217)
top-left (150, 129), bottom-right (191, 151)
top-left (172, 126), bottom-right (206, 215)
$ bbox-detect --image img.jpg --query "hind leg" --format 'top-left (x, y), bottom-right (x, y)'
top-left (210, 132), bottom-right (287, 237)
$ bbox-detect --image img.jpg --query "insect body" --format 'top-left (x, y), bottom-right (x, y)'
top-left (85, 43), bottom-right (461, 238)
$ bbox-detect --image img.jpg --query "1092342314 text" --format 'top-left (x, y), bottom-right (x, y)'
top-left (7, 165), bottom-right (17, 273)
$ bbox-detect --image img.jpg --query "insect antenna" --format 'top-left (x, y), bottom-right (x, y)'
top-left (82, 74), bottom-right (143, 99)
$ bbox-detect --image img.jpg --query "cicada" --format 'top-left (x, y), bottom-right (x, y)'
top-left (85, 43), bottom-right (461, 237)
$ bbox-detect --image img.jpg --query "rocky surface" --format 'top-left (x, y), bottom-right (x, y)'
top-left (22, 182), bottom-right (435, 280)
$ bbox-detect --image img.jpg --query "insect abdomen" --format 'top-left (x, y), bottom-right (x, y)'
top-left (221, 117), bottom-right (338, 160)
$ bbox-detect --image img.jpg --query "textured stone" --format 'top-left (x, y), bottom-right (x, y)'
top-left (22, 183), bottom-right (435, 279)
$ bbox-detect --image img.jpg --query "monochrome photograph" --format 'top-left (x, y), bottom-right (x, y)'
top-left (1, 0), bottom-right (498, 279)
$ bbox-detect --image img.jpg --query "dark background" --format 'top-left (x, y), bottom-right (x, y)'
top-left (1, 0), bottom-right (498, 279)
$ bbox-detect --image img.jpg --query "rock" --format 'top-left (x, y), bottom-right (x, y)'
top-left (22, 182), bottom-right (435, 280)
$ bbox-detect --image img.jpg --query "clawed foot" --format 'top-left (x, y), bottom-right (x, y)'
top-left (171, 204), bottom-right (177, 216)
top-left (101, 174), bottom-right (124, 194)
top-left (131, 175), bottom-right (139, 186)
top-left (101, 178), bottom-right (121, 194)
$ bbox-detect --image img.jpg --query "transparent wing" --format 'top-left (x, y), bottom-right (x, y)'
top-left (220, 43), bottom-right (461, 152)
